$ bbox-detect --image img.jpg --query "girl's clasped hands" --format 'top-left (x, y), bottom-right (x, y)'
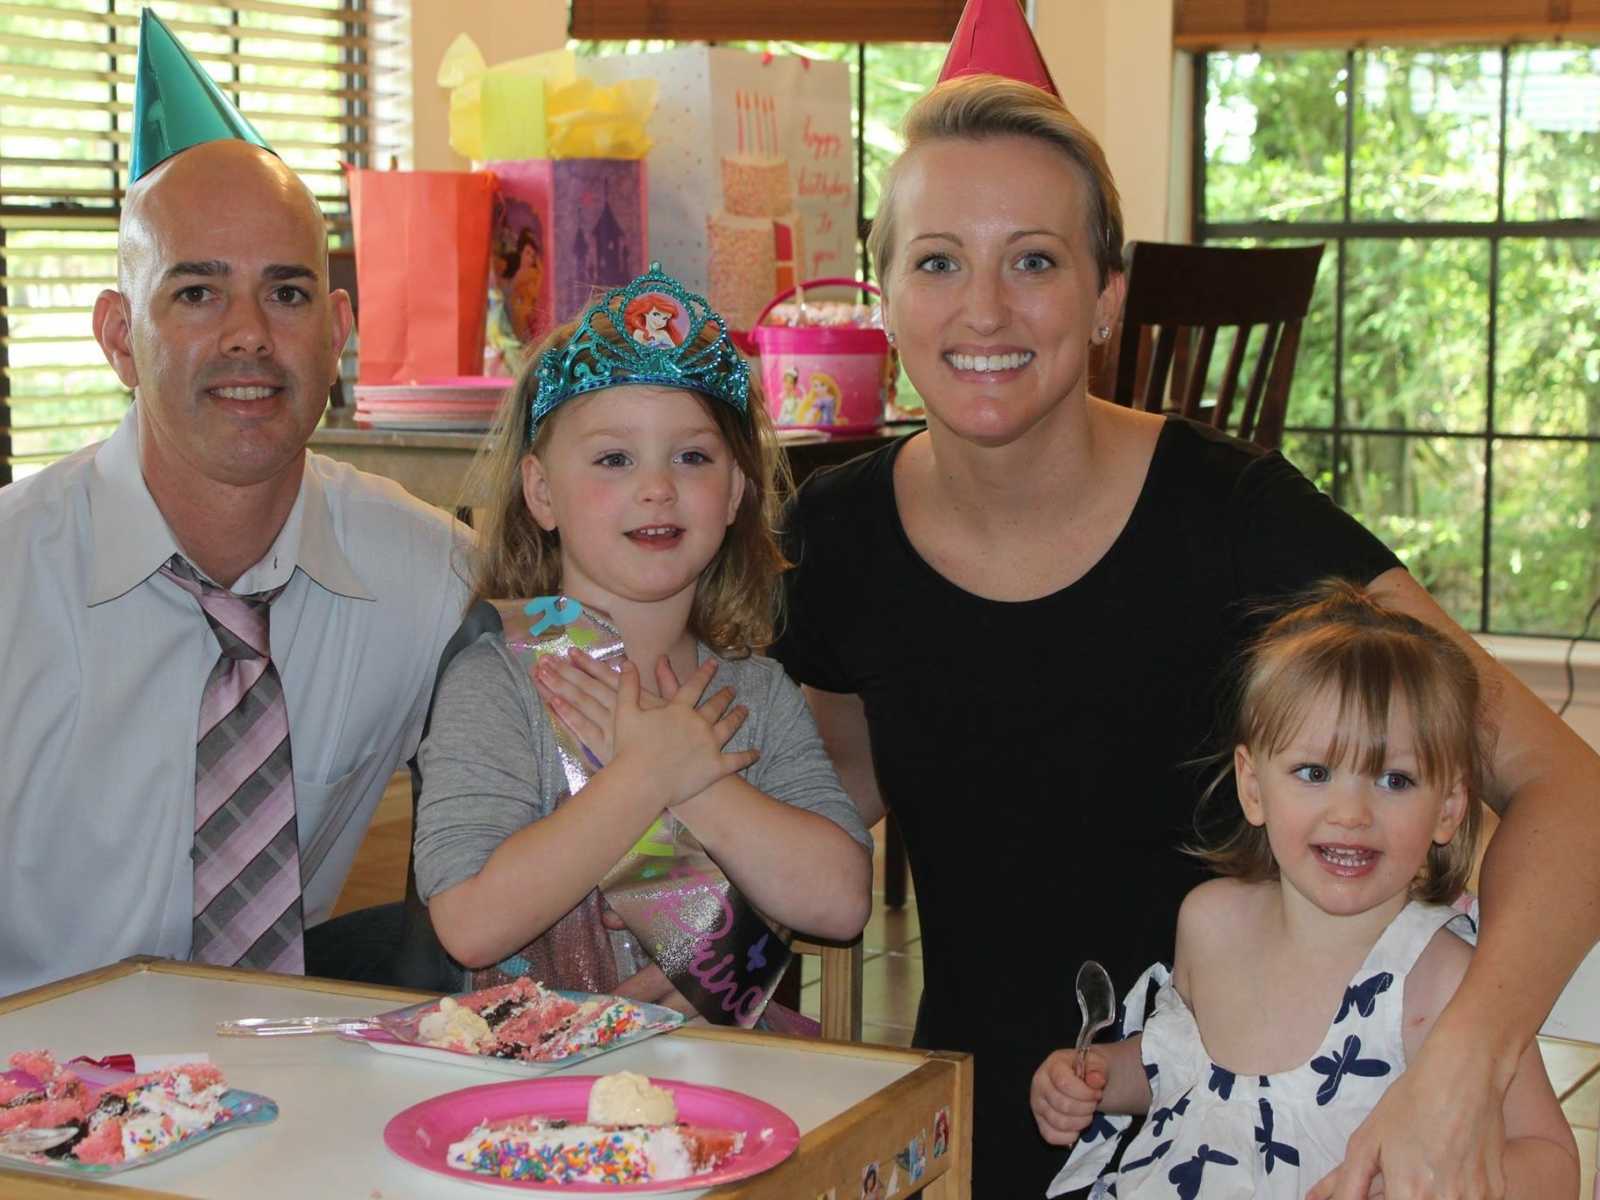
top-left (535, 649), bottom-right (759, 811)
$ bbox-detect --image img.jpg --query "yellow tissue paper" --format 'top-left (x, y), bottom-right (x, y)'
top-left (438, 38), bottom-right (654, 161)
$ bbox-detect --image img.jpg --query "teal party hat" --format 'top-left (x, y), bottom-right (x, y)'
top-left (130, 8), bottom-right (273, 183)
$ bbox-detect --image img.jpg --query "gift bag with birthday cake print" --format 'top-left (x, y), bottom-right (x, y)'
top-left (579, 48), bottom-right (856, 334)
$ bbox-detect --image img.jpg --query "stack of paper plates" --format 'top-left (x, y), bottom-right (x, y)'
top-left (353, 377), bottom-right (510, 432)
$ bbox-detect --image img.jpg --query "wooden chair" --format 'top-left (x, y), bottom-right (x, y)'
top-left (327, 248), bottom-right (359, 408)
top-left (794, 937), bottom-right (864, 1042)
top-left (1097, 241), bottom-right (1325, 450)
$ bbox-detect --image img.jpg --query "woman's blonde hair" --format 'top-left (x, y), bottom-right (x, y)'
top-left (867, 73), bottom-right (1125, 295)
top-left (1193, 580), bottom-right (1488, 904)
top-left (463, 313), bottom-right (792, 657)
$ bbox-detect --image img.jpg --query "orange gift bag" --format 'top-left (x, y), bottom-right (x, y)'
top-left (348, 168), bottom-right (496, 384)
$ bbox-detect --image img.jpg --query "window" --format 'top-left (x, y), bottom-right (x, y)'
top-left (1197, 45), bottom-right (1600, 639)
top-left (0, 0), bottom-right (401, 484)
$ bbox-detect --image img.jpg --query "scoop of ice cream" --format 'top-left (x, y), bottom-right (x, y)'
top-left (586, 1071), bottom-right (677, 1126)
top-left (418, 996), bottom-right (491, 1052)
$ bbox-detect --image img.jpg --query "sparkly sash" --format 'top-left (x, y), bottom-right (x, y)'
top-left (482, 596), bottom-right (792, 1027)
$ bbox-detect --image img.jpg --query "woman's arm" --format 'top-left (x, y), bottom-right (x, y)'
top-left (801, 686), bottom-right (886, 827)
top-left (1316, 565), bottom-right (1600, 1200)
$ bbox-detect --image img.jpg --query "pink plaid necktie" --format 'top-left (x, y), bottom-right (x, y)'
top-left (160, 555), bottom-right (304, 973)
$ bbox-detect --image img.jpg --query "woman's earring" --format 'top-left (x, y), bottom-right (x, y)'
top-left (886, 330), bottom-right (897, 346)
top-left (1095, 325), bottom-right (1111, 344)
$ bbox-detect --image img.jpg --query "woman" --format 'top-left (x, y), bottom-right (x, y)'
top-left (772, 74), bottom-right (1600, 1198)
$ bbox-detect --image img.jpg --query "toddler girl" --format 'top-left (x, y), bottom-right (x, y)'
top-left (1034, 581), bottom-right (1577, 1198)
top-left (412, 264), bottom-right (873, 1018)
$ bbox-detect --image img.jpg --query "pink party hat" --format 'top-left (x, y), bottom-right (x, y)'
top-left (937, 0), bottom-right (1059, 97)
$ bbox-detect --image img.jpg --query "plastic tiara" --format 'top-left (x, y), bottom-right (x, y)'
top-left (528, 262), bottom-right (750, 440)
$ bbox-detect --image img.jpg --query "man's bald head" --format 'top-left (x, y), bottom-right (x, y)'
top-left (94, 137), bottom-right (352, 500)
top-left (119, 141), bottom-right (328, 298)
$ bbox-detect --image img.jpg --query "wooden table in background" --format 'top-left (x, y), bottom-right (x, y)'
top-left (309, 410), bottom-right (923, 512)
top-left (0, 959), bottom-right (971, 1199)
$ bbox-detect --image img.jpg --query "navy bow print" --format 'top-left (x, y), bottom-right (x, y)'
top-left (1144, 1060), bottom-right (1159, 1082)
top-left (1168, 1144), bottom-right (1239, 1200)
top-left (1254, 1097), bottom-right (1300, 1174)
top-left (1119, 1139), bottom-right (1173, 1173)
top-left (1149, 1090), bottom-right (1191, 1137)
top-left (1311, 1034), bottom-right (1391, 1105)
top-left (1080, 1111), bottom-right (1120, 1146)
top-left (1336, 971), bottom-right (1393, 1023)
top-left (1207, 1063), bottom-right (1236, 1100)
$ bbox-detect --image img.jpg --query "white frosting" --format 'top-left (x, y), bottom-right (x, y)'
top-left (418, 996), bottom-right (492, 1052)
top-left (120, 1111), bottom-right (179, 1157)
top-left (587, 1071), bottom-right (677, 1125)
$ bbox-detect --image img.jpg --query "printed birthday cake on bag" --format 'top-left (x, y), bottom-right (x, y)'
top-left (706, 93), bottom-right (804, 331)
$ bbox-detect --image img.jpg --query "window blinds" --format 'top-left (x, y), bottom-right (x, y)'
top-left (0, 0), bottom-right (396, 481)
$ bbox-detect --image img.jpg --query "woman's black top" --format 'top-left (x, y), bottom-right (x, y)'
top-left (772, 417), bottom-right (1402, 1195)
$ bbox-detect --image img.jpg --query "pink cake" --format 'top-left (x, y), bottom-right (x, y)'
top-left (415, 977), bottom-right (658, 1063)
top-left (1, 1051), bottom-right (229, 1165)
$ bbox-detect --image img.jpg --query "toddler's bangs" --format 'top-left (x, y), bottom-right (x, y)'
top-left (1246, 627), bottom-right (1473, 790)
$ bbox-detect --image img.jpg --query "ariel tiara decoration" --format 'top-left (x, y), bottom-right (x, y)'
top-left (528, 262), bottom-right (750, 441)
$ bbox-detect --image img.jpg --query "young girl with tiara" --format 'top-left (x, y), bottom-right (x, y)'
top-left (1034, 581), bottom-right (1578, 1199)
top-left (411, 264), bottom-right (873, 1019)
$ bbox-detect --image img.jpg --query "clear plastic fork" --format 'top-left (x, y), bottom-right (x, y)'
top-left (216, 1015), bottom-right (378, 1037)
top-left (0, 1125), bottom-right (80, 1156)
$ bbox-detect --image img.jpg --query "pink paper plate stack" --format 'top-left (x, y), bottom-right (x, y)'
top-left (353, 376), bottom-right (510, 432)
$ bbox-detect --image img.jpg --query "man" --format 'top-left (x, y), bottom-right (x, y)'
top-left (0, 11), bottom-right (468, 996)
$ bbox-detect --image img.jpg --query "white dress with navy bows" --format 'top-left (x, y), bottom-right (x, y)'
top-left (1048, 900), bottom-right (1476, 1199)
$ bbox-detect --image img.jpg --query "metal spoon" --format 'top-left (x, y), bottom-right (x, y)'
top-left (1073, 959), bottom-right (1116, 1079)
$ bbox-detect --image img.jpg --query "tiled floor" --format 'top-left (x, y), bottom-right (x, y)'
top-left (337, 777), bottom-right (1598, 1197)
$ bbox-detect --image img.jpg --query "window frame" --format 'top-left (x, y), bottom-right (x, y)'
top-left (1192, 44), bottom-right (1600, 639)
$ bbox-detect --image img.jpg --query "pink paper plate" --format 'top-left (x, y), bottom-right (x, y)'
top-left (383, 1075), bottom-right (799, 1193)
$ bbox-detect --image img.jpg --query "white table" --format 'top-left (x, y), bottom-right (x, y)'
top-left (0, 960), bottom-right (972, 1199)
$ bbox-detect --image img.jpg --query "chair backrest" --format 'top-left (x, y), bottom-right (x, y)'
top-left (1101, 241), bottom-right (1324, 450)
top-left (793, 936), bottom-right (864, 1042)
top-left (390, 599), bottom-right (505, 993)
top-left (326, 248), bottom-right (359, 409)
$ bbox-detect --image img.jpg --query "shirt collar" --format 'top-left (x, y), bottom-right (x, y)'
top-left (86, 405), bottom-right (373, 604)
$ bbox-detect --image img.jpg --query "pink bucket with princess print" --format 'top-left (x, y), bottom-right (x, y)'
top-left (749, 278), bottom-right (895, 431)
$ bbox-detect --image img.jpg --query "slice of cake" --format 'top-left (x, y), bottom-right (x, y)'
top-left (413, 977), bottom-right (659, 1063)
top-left (446, 1118), bottom-right (745, 1185)
top-left (1, 1051), bottom-right (228, 1165)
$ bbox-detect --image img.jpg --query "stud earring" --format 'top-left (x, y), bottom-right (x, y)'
top-left (1095, 325), bottom-right (1111, 343)
top-left (886, 330), bottom-right (897, 346)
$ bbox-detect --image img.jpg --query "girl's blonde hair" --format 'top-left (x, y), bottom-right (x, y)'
top-left (462, 313), bottom-right (791, 657)
top-left (1193, 579), bottom-right (1487, 904)
top-left (867, 73), bottom-right (1125, 296)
